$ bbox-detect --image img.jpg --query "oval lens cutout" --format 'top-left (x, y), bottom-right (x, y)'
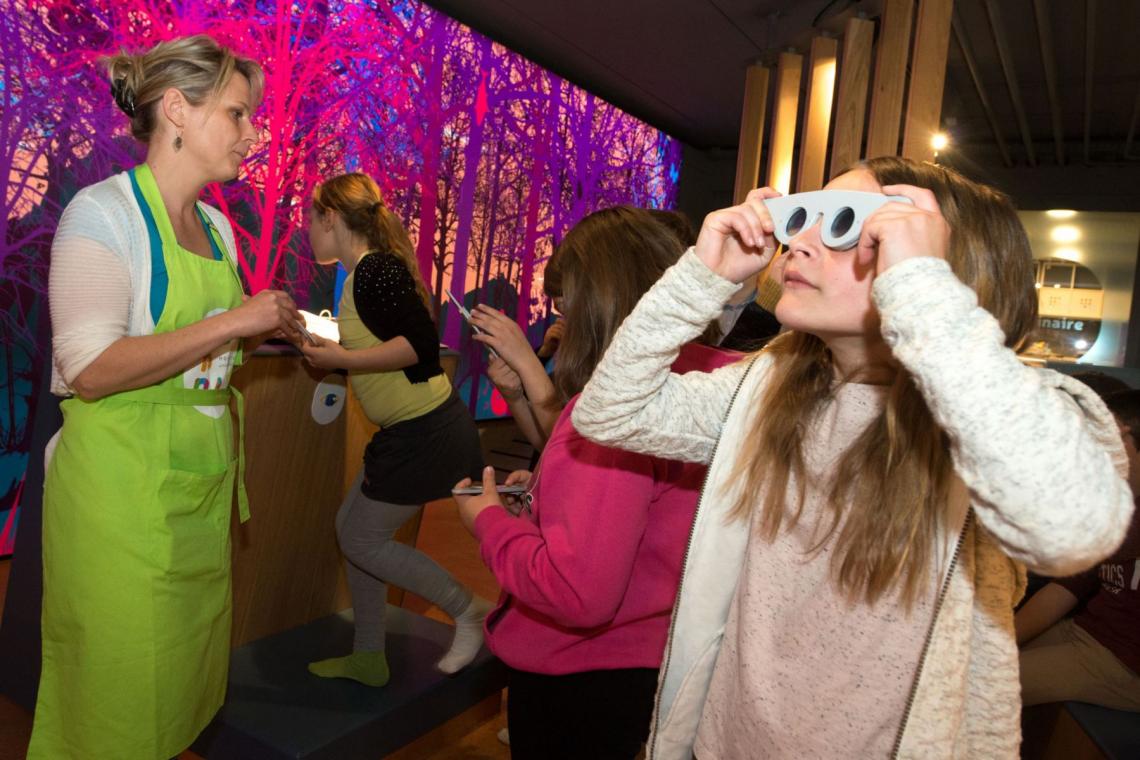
top-left (786, 207), bottom-right (807, 237)
top-left (830, 207), bottom-right (855, 239)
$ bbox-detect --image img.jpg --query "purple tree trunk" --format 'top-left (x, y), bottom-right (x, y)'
top-left (443, 34), bottom-right (493, 348)
top-left (413, 15), bottom-right (449, 292)
top-left (514, 80), bottom-right (558, 328)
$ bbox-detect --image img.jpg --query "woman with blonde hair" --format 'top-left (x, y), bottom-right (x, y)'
top-left (34, 35), bottom-right (302, 758)
top-left (301, 172), bottom-right (491, 687)
top-left (573, 157), bottom-right (1133, 758)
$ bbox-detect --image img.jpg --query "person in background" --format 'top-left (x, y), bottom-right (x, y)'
top-left (301, 172), bottom-right (492, 686)
top-left (34, 35), bottom-right (302, 759)
top-left (1017, 388), bottom-right (1140, 712)
top-left (453, 206), bottom-right (738, 759)
top-left (1069, 369), bottom-right (1131, 399)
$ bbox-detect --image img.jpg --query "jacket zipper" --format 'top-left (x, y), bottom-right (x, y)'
top-left (649, 357), bottom-right (758, 759)
top-left (888, 508), bottom-right (974, 760)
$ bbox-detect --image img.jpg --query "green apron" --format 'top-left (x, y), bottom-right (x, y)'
top-left (30, 164), bottom-right (250, 759)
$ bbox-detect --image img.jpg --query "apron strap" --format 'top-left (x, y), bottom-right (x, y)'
top-left (127, 167), bottom-right (168, 325)
top-left (112, 385), bottom-right (232, 405)
top-left (231, 385), bottom-right (250, 523)
top-left (195, 204), bottom-right (226, 262)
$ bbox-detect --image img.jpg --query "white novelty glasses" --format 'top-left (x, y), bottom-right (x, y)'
top-left (762, 190), bottom-right (913, 250)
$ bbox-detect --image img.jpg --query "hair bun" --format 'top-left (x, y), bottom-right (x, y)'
top-left (111, 77), bottom-right (136, 117)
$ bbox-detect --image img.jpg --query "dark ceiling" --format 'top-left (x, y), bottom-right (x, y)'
top-left (423, 0), bottom-right (1140, 197)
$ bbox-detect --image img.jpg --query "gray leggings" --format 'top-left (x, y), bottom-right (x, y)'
top-left (337, 470), bottom-right (473, 652)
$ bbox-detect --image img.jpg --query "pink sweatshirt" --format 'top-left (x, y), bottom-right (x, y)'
top-left (474, 343), bottom-right (739, 675)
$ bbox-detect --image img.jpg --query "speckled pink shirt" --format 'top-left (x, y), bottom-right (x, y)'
top-left (694, 382), bottom-right (961, 760)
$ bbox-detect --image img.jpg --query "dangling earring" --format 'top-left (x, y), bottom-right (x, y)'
top-left (173, 130), bottom-right (183, 151)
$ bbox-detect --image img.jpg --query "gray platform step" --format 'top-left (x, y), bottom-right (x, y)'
top-left (192, 606), bottom-right (506, 759)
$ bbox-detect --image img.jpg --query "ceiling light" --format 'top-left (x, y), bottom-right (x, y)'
top-left (1046, 209), bottom-right (1077, 219)
top-left (1051, 225), bottom-right (1081, 243)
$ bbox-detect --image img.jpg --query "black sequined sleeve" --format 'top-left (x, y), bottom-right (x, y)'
top-left (352, 253), bottom-right (443, 383)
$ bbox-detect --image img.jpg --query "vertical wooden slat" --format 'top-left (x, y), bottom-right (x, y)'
top-left (865, 0), bottom-right (914, 158)
top-left (796, 36), bottom-right (839, 192)
top-left (902, 0), bottom-right (954, 160)
top-left (766, 51), bottom-right (803, 195)
top-left (830, 16), bottom-right (874, 177)
top-left (733, 65), bottom-right (771, 204)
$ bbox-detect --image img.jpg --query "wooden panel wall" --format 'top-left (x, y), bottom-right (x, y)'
top-left (733, 65), bottom-right (771, 203)
top-left (865, 0), bottom-right (915, 159)
top-left (796, 36), bottom-right (839, 192)
top-left (830, 16), bottom-right (874, 176)
top-left (766, 51), bottom-right (804, 195)
top-left (902, 0), bottom-right (955, 160)
top-left (731, 0), bottom-right (955, 201)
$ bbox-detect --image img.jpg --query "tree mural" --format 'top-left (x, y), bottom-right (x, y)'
top-left (0, 0), bottom-right (681, 553)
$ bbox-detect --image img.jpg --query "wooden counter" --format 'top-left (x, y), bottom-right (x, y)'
top-left (227, 345), bottom-right (458, 647)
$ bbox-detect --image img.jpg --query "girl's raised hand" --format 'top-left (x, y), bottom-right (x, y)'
top-left (694, 187), bottom-right (782, 284)
top-left (470, 305), bottom-right (540, 369)
top-left (856, 184), bottom-right (950, 277)
top-left (486, 354), bottom-right (525, 401)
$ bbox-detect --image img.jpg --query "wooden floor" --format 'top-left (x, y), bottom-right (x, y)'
top-left (0, 493), bottom-right (512, 759)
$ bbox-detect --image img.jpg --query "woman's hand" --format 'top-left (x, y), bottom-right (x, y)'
top-left (300, 336), bottom-right (350, 369)
top-left (231, 289), bottom-right (303, 342)
top-left (453, 466), bottom-right (503, 533)
top-left (694, 187), bottom-right (783, 284)
top-left (469, 305), bottom-right (540, 369)
top-left (486, 354), bottom-right (525, 401)
top-left (856, 184), bottom-right (949, 276)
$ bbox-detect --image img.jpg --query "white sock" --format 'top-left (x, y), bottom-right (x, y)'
top-left (436, 596), bottom-right (494, 674)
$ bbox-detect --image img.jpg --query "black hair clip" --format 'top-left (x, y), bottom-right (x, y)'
top-left (111, 78), bottom-right (136, 118)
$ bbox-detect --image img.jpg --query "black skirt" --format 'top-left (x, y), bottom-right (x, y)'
top-left (360, 390), bottom-right (485, 505)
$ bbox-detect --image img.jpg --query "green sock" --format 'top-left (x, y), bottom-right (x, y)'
top-left (307, 651), bottom-right (390, 687)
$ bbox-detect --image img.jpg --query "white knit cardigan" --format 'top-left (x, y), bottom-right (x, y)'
top-left (573, 250), bottom-right (1134, 760)
top-left (48, 170), bottom-right (239, 396)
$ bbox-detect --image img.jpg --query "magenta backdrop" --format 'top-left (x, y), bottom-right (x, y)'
top-left (0, 0), bottom-right (681, 553)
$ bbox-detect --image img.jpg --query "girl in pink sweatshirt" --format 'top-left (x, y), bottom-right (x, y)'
top-left (453, 206), bottom-right (737, 760)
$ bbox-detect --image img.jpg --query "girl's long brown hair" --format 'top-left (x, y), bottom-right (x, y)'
top-left (311, 172), bottom-right (433, 313)
top-left (549, 206), bottom-right (702, 403)
top-left (730, 157), bottom-right (1037, 607)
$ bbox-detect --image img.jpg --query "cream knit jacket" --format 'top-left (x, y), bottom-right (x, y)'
top-left (573, 250), bottom-right (1133, 759)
